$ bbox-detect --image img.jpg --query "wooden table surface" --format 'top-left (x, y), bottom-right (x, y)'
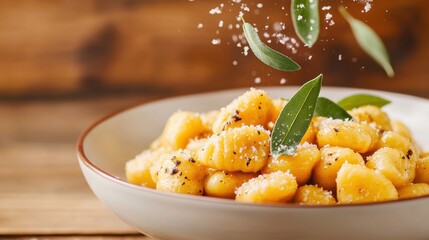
top-left (0, 94), bottom-right (168, 239)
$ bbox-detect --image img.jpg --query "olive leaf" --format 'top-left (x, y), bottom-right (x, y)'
top-left (339, 6), bottom-right (395, 78)
top-left (338, 93), bottom-right (391, 110)
top-left (315, 97), bottom-right (352, 120)
top-left (243, 22), bottom-right (301, 71)
top-left (271, 74), bottom-right (322, 156)
top-left (291, 0), bottom-right (320, 48)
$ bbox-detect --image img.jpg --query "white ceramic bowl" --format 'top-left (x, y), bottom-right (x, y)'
top-left (77, 87), bottom-right (429, 240)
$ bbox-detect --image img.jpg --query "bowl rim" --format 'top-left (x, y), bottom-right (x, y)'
top-left (77, 86), bottom-right (429, 209)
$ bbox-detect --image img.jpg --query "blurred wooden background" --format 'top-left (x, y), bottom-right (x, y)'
top-left (0, 0), bottom-right (428, 99)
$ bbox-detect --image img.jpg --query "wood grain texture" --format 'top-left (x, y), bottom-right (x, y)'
top-left (1, 237), bottom-right (149, 240)
top-left (0, 0), bottom-right (428, 98)
top-left (0, 96), bottom-right (165, 236)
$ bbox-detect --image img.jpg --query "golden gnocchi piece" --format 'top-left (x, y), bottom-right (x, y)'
top-left (185, 138), bottom-right (207, 157)
top-left (349, 105), bottom-right (392, 131)
top-left (391, 120), bottom-right (412, 140)
top-left (196, 125), bottom-right (270, 173)
top-left (149, 136), bottom-right (163, 151)
top-left (397, 183), bottom-right (429, 199)
top-left (212, 89), bottom-right (274, 133)
top-left (125, 150), bottom-right (157, 188)
top-left (262, 144), bottom-right (320, 185)
top-left (313, 146), bottom-right (365, 191)
top-left (301, 121), bottom-right (316, 144)
top-left (336, 164), bottom-right (398, 204)
top-left (379, 131), bottom-right (415, 157)
top-left (415, 155), bottom-right (429, 184)
top-left (156, 150), bottom-right (207, 195)
top-left (235, 171), bottom-right (298, 204)
top-left (205, 171), bottom-right (256, 199)
top-left (126, 148), bottom-right (171, 188)
top-left (200, 110), bottom-right (220, 134)
top-left (268, 98), bottom-right (288, 127)
top-left (366, 147), bottom-right (416, 187)
top-left (317, 119), bottom-right (379, 153)
top-left (161, 111), bottom-right (205, 150)
top-left (293, 185), bottom-right (336, 205)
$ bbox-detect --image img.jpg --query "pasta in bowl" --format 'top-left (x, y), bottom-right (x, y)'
top-left (77, 87), bottom-right (429, 240)
top-left (126, 88), bottom-right (429, 205)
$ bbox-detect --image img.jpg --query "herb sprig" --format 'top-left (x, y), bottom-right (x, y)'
top-left (271, 74), bottom-right (322, 156)
top-left (243, 2), bottom-right (395, 77)
top-left (339, 7), bottom-right (395, 78)
top-left (270, 82), bottom-right (391, 156)
top-left (337, 93), bottom-right (391, 110)
top-left (241, 8), bottom-right (393, 156)
top-left (243, 22), bottom-right (301, 71)
top-left (291, 0), bottom-right (320, 48)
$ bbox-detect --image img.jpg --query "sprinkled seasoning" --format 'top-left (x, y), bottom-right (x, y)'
top-left (232, 110), bottom-right (242, 122)
top-left (245, 156), bottom-right (252, 166)
top-left (171, 168), bottom-right (179, 175)
top-left (212, 39), bottom-right (221, 45)
top-left (406, 149), bottom-right (413, 160)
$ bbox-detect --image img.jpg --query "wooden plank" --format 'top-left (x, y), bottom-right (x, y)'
top-left (0, 193), bottom-right (138, 235)
top-left (0, 237), bottom-right (149, 240)
top-left (0, 1), bottom-right (428, 97)
top-left (0, 96), bottom-right (160, 235)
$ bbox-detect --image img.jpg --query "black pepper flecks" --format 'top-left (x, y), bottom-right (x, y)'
top-left (174, 160), bottom-right (181, 166)
top-left (245, 157), bottom-right (252, 166)
top-left (171, 168), bottom-right (179, 175)
top-left (257, 130), bottom-right (261, 135)
top-left (188, 157), bottom-right (196, 163)
top-left (406, 149), bottom-right (413, 160)
top-left (232, 110), bottom-right (242, 122)
top-left (333, 128), bottom-right (340, 133)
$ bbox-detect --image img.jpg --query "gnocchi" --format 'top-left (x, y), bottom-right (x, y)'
top-left (313, 146), bottom-right (365, 191)
top-left (336, 164), bottom-right (398, 204)
top-left (125, 88), bottom-right (427, 205)
top-left (293, 185), bottom-right (336, 205)
top-left (205, 171), bottom-right (257, 199)
top-left (235, 171), bottom-right (298, 203)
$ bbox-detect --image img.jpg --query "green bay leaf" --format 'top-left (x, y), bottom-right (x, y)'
top-left (243, 22), bottom-right (301, 71)
top-left (271, 74), bottom-right (322, 156)
top-left (291, 0), bottom-right (320, 48)
top-left (315, 97), bottom-right (352, 120)
top-left (339, 6), bottom-right (394, 78)
top-left (337, 93), bottom-right (391, 110)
